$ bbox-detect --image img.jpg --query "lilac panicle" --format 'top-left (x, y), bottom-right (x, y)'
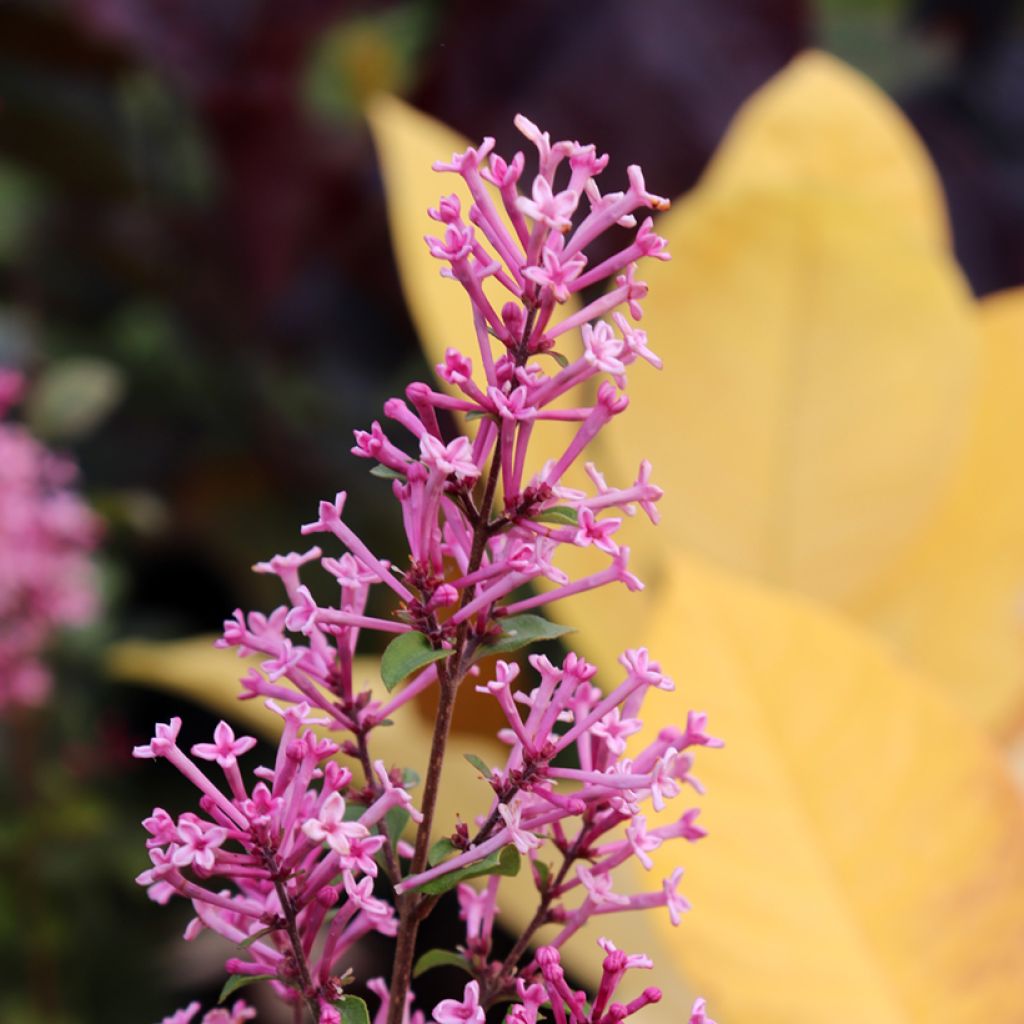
top-left (134, 704), bottom-right (407, 1012)
top-left (138, 115), bottom-right (718, 1024)
top-left (0, 368), bottom-right (100, 709)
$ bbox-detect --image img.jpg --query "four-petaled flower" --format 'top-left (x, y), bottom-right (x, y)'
top-left (171, 818), bottom-right (227, 873)
top-left (578, 864), bottom-right (630, 907)
top-left (498, 801), bottom-right (541, 854)
top-left (192, 722), bottom-right (257, 769)
top-left (419, 434), bottom-right (481, 483)
top-left (302, 792), bottom-right (370, 855)
top-left (663, 867), bottom-right (691, 926)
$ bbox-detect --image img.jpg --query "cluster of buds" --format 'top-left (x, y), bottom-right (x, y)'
top-left (138, 116), bottom-right (718, 1024)
top-left (0, 369), bottom-right (99, 709)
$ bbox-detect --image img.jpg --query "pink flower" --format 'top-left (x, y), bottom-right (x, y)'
top-left (419, 434), bottom-right (481, 482)
top-left (522, 242), bottom-right (587, 302)
top-left (301, 792), bottom-right (370, 855)
top-left (134, 718), bottom-right (183, 759)
top-left (625, 815), bottom-right (663, 870)
top-left (156, 1002), bottom-right (201, 1024)
top-left (516, 176), bottom-right (578, 232)
top-left (578, 864), bottom-right (629, 907)
top-left (432, 981), bottom-right (485, 1024)
top-left (663, 867), bottom-right (691, 926)
top-left (574, 507), bottom-right (622, 556)
top-left (171, 818), bottom-right (227, 872)
top-left (592, 707), bottom-right (642, 755)
top-left (498, 801), bottom-right (541, 854)
top-left (582, 322), bottom-right (626, 381)
top-left (191, 722), bottom-right (257, 769)
top-left (201, 1000), bottom-right (257, 1024)
top-left (456, 882), bottom-right (498, 944)
top-left (689, 998), bottom-right (716, 1024)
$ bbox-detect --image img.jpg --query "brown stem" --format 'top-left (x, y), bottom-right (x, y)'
top-left (261, 847), bottom-right (317, 1021)
top-left (483, 831), bottom-right (588, 1007)
top-left (386, 300), bottom-right (542, 1024)
top-left (385, 661), bottom-right (460, 1024)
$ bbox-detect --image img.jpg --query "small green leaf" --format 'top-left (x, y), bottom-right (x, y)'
top-left (384, 805), bottom-right (411, 847)
top-left (335, 994), bottom-right (372, 1024)
top-left (238, 924), bottom-right (280, 949)
top-left (464, 753), bottom-right (492, 777)
top-left (465, 410), bottom-right (490, 422)
top-left (415, 844), bottom-right (521, 895)
top-left (219, 972), bottom-right (277, 1003)
top-left (343, 802), bottom-right (368, 822)
top-left (413, 948), bottom-right (473, 979)
top-left (545, 349), bottom-right (570, 368)
top-left (381, 632), bottom-right (450, 691)
top-left (428, 837), bottom-right (458, 867)
top-left (403, 768), bottom-right (421, 789)
top-left (532, 506), bottom-right (579, 527)
top-left (534, 860), bottom-right (551, 892)
top-left (476, 615), bottom-right (575, 659)
top-left (370, 464), bottom-right (407, 481)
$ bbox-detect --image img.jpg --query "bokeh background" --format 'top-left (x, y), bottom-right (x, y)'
top-left (1, 0), bottom-right (1022, 1021)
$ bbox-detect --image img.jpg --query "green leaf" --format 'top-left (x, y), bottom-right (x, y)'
top-left (545, 349), bottom-right (571, 368)
top-left (335, 994), bottom-right (371, 1024)
top-left (370, 464), bottom-right (407, 482)
top-left (428, 837), bottom-right (458, 866)
top-left (534, 860), bottom-right (551, 892)
top-left (464, 753), bottom-right (492, 777)
top-left (465, 409), bottom-right (490, 422)
top-left (343, 802), bottom-right (368, 822)
top-left (413, 948), bottom-right (473, 979)
top-left (384, 805), bottom-right (411, 847)
top-left (415, 844), bottom-right (521, 895)
top-left (380, 632), bottom-right (450, 691)
top-left (532, 506), bottom-right (580, 527)
top-left (476, 615), bottom-right (575, 659)
top-left (219, 973), bottom-right (277, 1003)
top-left (238, 924), bottom-right (281, 949)
top-left (403, 768), bottom-right (421, 789)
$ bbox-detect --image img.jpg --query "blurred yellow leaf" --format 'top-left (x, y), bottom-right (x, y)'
top-left (606, 184), bottom-right (977, 605)
top-left (637, 553), bottom-right (1024, 1024)
top-left (366, 95), bottom-right (478, 371)
top-left (853, 288), bottom-right (1024, 732)
top-left (702, 51), bottom-right (950, 250)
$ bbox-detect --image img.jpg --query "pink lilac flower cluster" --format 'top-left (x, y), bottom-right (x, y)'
top-left (0, 368), bottom-right (99, 709)
top-left (135, 705), bottom-right (417, 1022)
top-left (136, 117), bottom-right (718, 1024)
top-left (396, 648), bottom-right (716, 930)
top-left (157, 999), bottom-right (255, 1024)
